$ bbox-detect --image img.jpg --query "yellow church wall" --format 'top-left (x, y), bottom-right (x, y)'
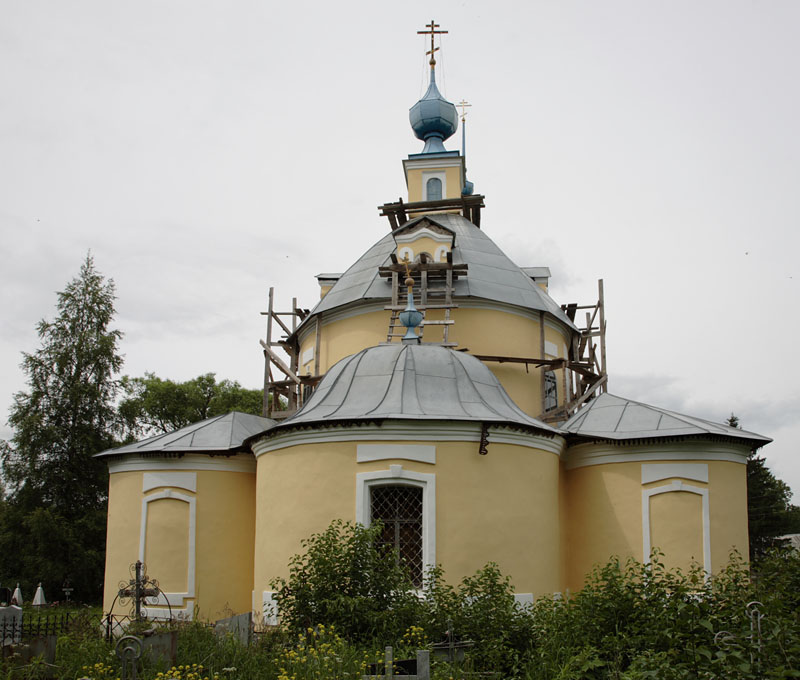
top-left (102, 462), bottom-right (256, 620)
top-left (254, 436), bottom-right (562, 605)
top-left (194, 470), bottom-right (256, 620)
top-left (406, 165), bottom-right (463, 202)
top-left (649, 491), bottom-right (704, 573)
top-left (564, 454), bottom-right (749, 592)
top-left (447, 307), bottom-right (572, 416)
top-left (297, 304), bottom-right (574, 417)
top-left (103, 471), bottom-right (143, 613)
top-left (144, 498), bottom-right (189, 592)
top-left (558, 459), bottom-right (570, 590)
top-left (396, 235), bottom-right (451, 263)
top-left (298, 310), bottom-right (389, 376)
top-left (564, 461), bottom-right (642, 591)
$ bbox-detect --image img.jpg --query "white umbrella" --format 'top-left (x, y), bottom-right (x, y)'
top-left (32, 583), bottom-right (46, 607)
top-left (11, 583), bottom-right (22, 606)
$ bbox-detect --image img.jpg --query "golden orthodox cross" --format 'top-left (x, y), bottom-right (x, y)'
top-left (458, 99), bottom-right (472, 122)
top-left (417, 20), bottom-right (448, 66)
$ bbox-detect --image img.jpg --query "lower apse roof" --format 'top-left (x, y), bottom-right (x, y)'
top-left (560, 393), bottom-right (771, 447)
top-left (95, 411), bottom-right (277, 457)
top-left (269, 343), bottom-right (559, 435)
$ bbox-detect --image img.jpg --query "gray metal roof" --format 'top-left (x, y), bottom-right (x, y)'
top-left (560, 393), bottom-right (771, 446)
top-left (96, 412), bottom-right (276, 457)
top-left (271, 343), bottom-right (558, 434)
top-left (299, 214), bottom-right (577, 333)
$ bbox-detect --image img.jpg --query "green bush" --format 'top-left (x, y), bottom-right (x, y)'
top-left (422, 563), bottom-right (534, 675)
top-left (7, 521), bottom-right (800, 680)
top-left (269, 519), bottom-right (423, 643)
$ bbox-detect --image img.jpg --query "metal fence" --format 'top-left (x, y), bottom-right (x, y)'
top-left (1, 612), bottom-right (74, 647)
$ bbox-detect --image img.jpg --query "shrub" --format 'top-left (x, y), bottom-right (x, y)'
top-left (423, 563), bottom-right (534, 675)
top-left (270, 519), bottom-right (423, 642)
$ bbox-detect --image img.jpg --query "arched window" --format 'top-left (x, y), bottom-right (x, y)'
top-left (371, 485), bottom-right (424, 586)
top-left (544, 371), bottom-right (558, 411)
top-left (426, 177), bottom-right (442, 201)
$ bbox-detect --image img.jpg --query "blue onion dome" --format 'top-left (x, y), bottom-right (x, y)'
top-left (409, 67), bottom-right (459, 154)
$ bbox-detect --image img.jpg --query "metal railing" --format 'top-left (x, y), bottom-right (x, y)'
top-left (1, 612), bottom-right (73, 646)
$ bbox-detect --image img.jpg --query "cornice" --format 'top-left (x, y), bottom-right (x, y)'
top-left (252, 421), bottom-right (565, 457)
top-left (107, 453), bottom-right (256, 474)
top-left (564, 440), bottom-right (750, 470)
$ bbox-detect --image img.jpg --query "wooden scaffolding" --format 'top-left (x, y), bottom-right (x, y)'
top-left (378, 253), bottom-right (467, 346)
top-left (466, 279), bottom-right (608, 423)
top-left (260, 287), bottom-right (318, 420)
top-left (378, 195), bottom-right (486, 230)
top-left (261, 278), bottom-right (607, 424)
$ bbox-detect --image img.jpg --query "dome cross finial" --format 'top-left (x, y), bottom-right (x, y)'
top-left (417, 19), bottom-right (448, 67)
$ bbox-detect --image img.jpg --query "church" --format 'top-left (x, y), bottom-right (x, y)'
top-left (99, 23), bottom-right (770, 622)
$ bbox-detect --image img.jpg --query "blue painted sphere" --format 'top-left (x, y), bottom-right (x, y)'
top-left (409, 80), bottom-right (458, 142)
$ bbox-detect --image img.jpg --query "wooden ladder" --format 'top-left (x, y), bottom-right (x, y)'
top-left (380, 258), bottom-right (464, 346)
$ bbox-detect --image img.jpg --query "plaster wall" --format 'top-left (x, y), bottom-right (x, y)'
top-left (406, 165), bottom-right (463, 202)
top-left (103, 464), bottom-right (256, 620)
top-left (297, 305), bottom-right (574, 416)
top-left (253, 437), bottom-right (561, 601)
top-left (564, 456), bottom-right (748, 591)
top-left (396, 235), bottom-right (451, 262)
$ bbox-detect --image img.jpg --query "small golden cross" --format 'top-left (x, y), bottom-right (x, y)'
top-left (417, 20), bottom-right (448, 66)
top-left (458, 99), bottom-right (472, 122)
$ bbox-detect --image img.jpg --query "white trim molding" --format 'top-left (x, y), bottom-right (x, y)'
top-left (143, 472), bottom-right (197, 493)
top-left (394, 226), bottom-right (454, 246)
top-left (357, 444), bottom-right (436, 465)
top-left (422, 171), bottom-right (446, 201)
top-left (566, 441), bottom-right (749, 470)
top-left (108, 453), bottom-right (256, 474)
top-left (642, 481), bottom-right (711, 576)
top-left (513, 593), bottom-right (534, 608)
top-left (642, 463), bottom-right (708, 485)
top-left (139, 489), bottom-right (196, 608)
top-left (262, 591), bottom-right (278, 626)
top-left (356, 465), bottom-right (436, 576)
top-left (144, 605), bottom-right (194, 621)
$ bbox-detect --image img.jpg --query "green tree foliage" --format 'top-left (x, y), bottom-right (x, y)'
top-left (118, 372), bottom-right (263, 439)
top-left (728, 414), bottom-right (800, 560)
top-left (0, 254), bottom-right (121, 602)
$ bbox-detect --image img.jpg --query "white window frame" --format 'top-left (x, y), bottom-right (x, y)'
top-left (355, 465), bottom-right (436, 580)
top-left (422, 171), bottom-right (447, 201)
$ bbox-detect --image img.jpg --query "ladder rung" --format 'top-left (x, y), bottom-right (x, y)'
top-left (421, 320), bottom-right (455, 326)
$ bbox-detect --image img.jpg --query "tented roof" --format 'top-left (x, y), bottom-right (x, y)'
top-left (298, 214), bottom-right (576, 333)
top-left (96, 412), bottom-right (276, 457)
top-left (270, 343), bottom-right (558, 435)
top-left (560, 393), bottom-right (771, 446)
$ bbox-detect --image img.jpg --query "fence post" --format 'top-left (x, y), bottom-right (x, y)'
top-left (416, 650), bottom-right (430, 680)
top-left (384, 646), bottom-right (394, 680)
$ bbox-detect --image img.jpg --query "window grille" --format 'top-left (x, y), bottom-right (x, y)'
top-left (370, 485), bottom-right (423, 586)
top-left (426, 177), bottom-right (442, 201)
top-left (544, 370), bottom-right (558, 411)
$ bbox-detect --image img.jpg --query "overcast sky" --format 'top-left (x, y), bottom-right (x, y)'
top-left (2, 1), bottom-right (798, 495)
